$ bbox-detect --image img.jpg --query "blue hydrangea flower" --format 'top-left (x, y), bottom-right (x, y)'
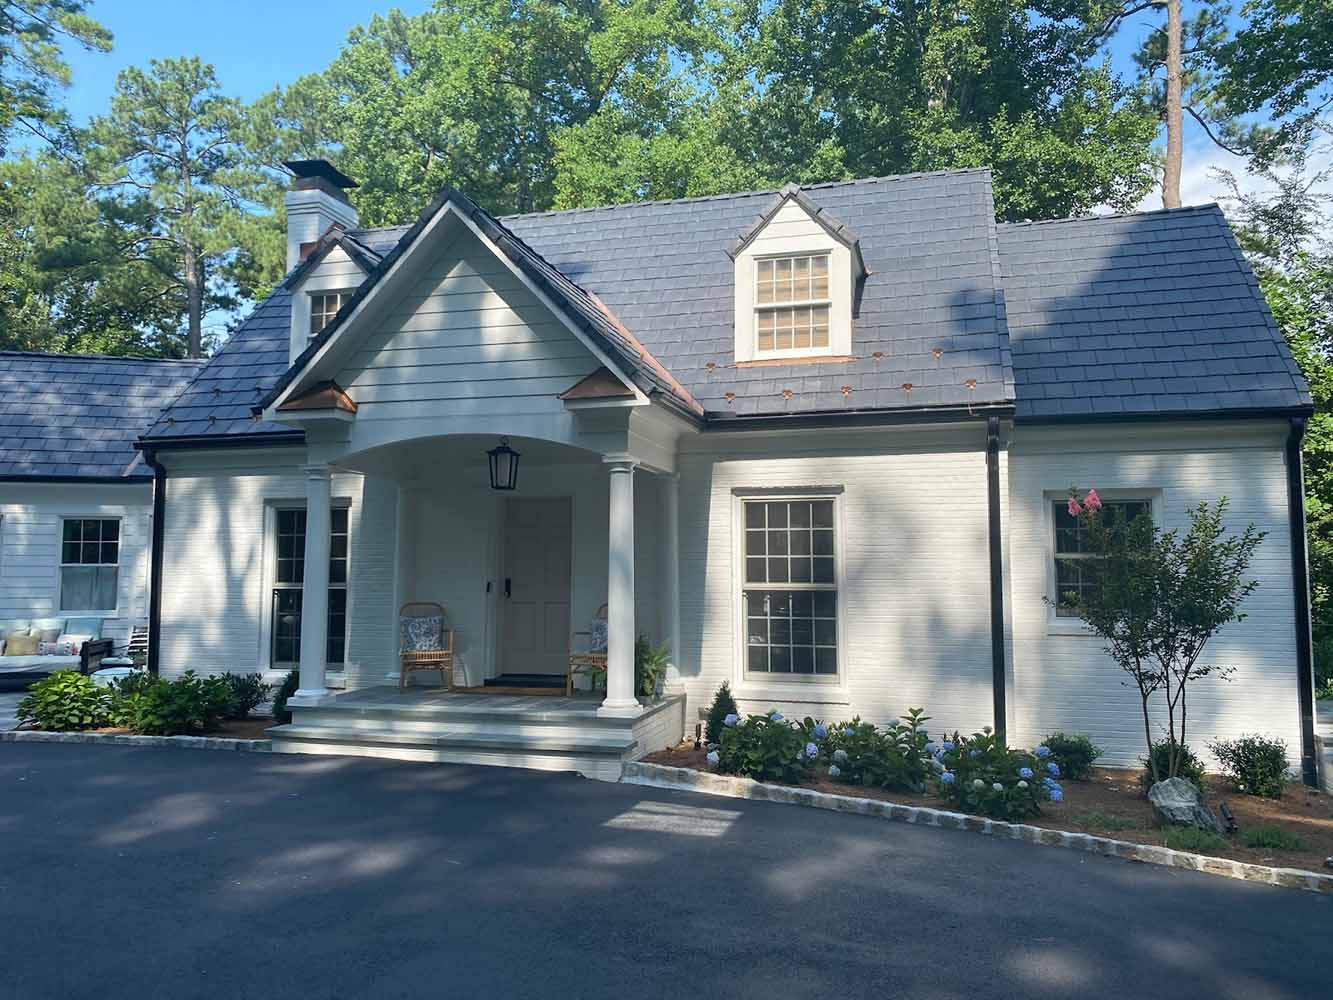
top-left (1019, 767), bottom-right (1033, 779)
top-left (813, 723), bottom-right (829, 741)
top-left (828, 764), bottom-right (842, 779)
top-left (706, 750), bottom-right (719, 766)
top-left (925, 741), bottom-right (940, 755)
top-left (1042, 776), bottom-right (1057, 788)
top-left (833, 749), bottom-right (849, 764)
top-left (1034, 745), bottom-right (1051, 758)
top-left (769, 710), bottom-right (784, 722)
top-left (1046, 762), bottom-right (1060, 776)
top-left (992, 782), bottom-right (1004, 792)
top-left (723, 713), bottom-right (738, 727)
top-left (1049, 786), bottom-right (1064, 803)
top-left (941, 741), bottom-right (955, 752)
top-left (803, 742), bottom-right (819, 760)
top-left (940, 771), bottom-right (956, 784)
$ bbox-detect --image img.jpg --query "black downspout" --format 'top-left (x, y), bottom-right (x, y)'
top-left (986, 416), bottom-right (1007, 744)
top-left (1285, 418), bottom-right (1319, 787)
top-left (143, 449), bottom-right (168, 678)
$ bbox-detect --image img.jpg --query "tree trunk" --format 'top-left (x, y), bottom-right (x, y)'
top-left (1162, 0), bottom-right (1183, 209)
top-left (183, 243), bottom-right (202, 359)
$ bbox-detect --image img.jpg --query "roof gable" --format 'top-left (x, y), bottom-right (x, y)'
top-left (728, 183), bottom-right (867, 277)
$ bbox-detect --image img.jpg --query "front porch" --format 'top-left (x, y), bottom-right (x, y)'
top-left (269, 686), bottom-right (686, 781)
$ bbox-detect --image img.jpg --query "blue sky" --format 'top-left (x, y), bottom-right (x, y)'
top-left (57, 0), bottom-right (1309, 213)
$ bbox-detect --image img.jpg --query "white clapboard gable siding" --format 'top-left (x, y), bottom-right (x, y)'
top-left (289, 245), bottom-right (370, 364)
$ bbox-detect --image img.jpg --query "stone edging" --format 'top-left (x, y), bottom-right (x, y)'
top-left (622, 762), bottom-right (1333, 894)
top-left (1, 730), bottom-right (271, 752)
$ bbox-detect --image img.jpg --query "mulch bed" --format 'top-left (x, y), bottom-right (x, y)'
top-left (81, 717), bottom-right (276, 740)
top-left (643, 742), bottom-right (1333, 873)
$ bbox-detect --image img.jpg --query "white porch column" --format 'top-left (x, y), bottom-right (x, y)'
top-left (600, 456), bottom-right (642, 717)
top-left (295, 463), bottom-right (332, 702)
top-left (663, 473), bottom-right (681, 678)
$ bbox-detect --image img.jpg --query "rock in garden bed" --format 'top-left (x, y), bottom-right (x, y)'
top-left (1148, 777), bottom-right (1224, 833)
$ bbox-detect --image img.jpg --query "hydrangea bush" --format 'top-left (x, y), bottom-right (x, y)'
top-left (821, 709), bottom-right (934, 792)
top-left (932, 728), bottom-right (1060, 820)
top-left (715, 709), bottom-right (815, 783)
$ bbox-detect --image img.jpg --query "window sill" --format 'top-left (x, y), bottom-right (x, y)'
top-left (1046, 618), bottom-right (1096, 637)
top-left (733, 683), bottom-right (851, 706)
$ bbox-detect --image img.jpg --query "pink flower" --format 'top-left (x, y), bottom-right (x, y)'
top-left (1067, 496), bottom-right (1083, 517)
top-left (1083, 488), bottom-right (1102, 511)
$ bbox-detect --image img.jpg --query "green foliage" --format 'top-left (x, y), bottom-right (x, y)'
top-left (1207, 734), bottom-right (1290, 798)
top-left (933, 729), bottom-right (1055, 821)
top-left (118, 671), bottom-right (229, 736)
top-left (1240, 824), bottom-right (1307, 851)
top-left (1140, 740), bottom-right (1207, 793)
top-left (1059, 493), bottom-right (1265, 782)
top-left (1164, 825), bottom-right (1230, 854)
top-left (1040, 732), bottom-right (1104, 782)
top-left (106, 670), bottom-right (158, 726)
top-left (823, 710), bottom-right (933, 793)
top-left (634, 635), bottom-right (670, 699)
top-left (220, 673), bottom-right (272, 719)
top-left (1072, 810), bottom-right (1141, 833)
top-left (704, 681), bottom-right (738, 745)
top-left (272, 670), bottom-right (299, 724)
top-left (16, 670), bottom-right (109, 730)
top-left (716, 710), bottom-right (813, 783)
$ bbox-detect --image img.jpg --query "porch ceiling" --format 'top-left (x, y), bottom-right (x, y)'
top-left (333, 432), bottom-right (601, 482)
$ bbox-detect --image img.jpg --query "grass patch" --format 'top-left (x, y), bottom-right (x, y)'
top-left (1240, 824), bottom-right (1308, 851)
top-left (1074, 810), bottom-right (1141, 832)
top-left (1164, 826), bottom-right (1231, 854)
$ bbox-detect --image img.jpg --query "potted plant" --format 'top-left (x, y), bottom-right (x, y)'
top-left (635, 636), bottom-right (670, 701)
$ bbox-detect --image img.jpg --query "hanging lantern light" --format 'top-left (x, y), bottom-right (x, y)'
top-left (487, 437), bottom-right (520, 491)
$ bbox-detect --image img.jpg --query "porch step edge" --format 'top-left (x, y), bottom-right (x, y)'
top-left (269, 724), bottom-right (638, 756)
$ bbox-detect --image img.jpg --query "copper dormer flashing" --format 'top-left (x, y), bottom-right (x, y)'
top-left (559, 367), bottom-right (636, 401)
top-left (727, 183), bottom-right (868, 277)
top-left (277, 380), bottom-right (358, 414)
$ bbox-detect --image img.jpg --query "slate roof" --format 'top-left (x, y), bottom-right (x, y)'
top-left (998, 205), bottom-right (1311, 419)
top-left (0, 352), bottom-right (204, 479)
top-left (141, 168), bottom-right (1309, 442)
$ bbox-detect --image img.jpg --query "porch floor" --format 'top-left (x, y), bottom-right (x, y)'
top-left (269, 686), bottom-right (685, 781)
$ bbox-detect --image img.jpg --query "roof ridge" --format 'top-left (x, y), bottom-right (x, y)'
top-left (0, 350), bottom-right (206, 364)
top-left (998, 202), bottom-right (1223, 230)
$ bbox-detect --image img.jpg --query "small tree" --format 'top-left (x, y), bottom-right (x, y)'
top-left (1057, 490), bottom-right (1266, 783)
top-left (704, 681), bottom-right (738, 745)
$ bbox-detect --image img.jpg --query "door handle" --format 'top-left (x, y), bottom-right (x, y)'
top-left (504, 578), bottom-right (511, 599)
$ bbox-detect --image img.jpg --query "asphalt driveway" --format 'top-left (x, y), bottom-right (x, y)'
top-left (0, 745), bottom-right (1326, 1000)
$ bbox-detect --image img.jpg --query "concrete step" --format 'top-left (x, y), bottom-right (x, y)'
top-left (268, 723), bottom-right (637, 781)
top-left (290, 708), bottom-right (619, 741)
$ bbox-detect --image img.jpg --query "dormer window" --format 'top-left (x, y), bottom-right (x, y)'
top-left (310, 291), bottom-right (350, 338)
top-left (755, 255), bottom-right (831, 355)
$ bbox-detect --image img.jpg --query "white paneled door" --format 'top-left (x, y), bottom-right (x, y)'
top-left (500, 497), bottom-right (572, 675)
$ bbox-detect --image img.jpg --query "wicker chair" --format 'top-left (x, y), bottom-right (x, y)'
top-left (567, 603), bottom-right (608, 696)
top-left (399, 602), bottom-right (455, 690)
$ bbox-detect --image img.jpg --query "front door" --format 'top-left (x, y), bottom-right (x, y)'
top-left (500, 497), bottom-right (572, 675)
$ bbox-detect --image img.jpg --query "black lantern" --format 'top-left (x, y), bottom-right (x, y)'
top-left (487, 437), bottom-right (520, 491)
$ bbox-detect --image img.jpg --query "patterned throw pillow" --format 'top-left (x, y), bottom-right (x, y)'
top-left (400, 616), bottom-right (443, 652)
top-left (3, 634), bottom-right (38, 656)
top-left (589, 618), bottom-right (608, 652)
top-left (55, 635), bottom-right (91, 656)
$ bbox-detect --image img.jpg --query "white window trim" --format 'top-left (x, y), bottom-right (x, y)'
top-left (734, 225), bottom-right (853, 363)
top-left (1044, 489), bottom-right (1160, 636)
top-left (308, 289), bottom-right (353, 339)
top-left (731, 490), bottom-right (847, 697)
top-left (57, 515), bottom-right (121, 616)
top-left (259, 499), bottom-right (352, 669)
top-left (751, 253), bottom-right (835, 360)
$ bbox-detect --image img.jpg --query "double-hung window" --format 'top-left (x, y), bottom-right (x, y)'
top-left (271, 506), bottom-right (350, 665)
top-left (309, 291), bottom-right (349, 338)
top-left (60, 518), bottom-right (119, 612)
top-left (755, 254), bottom-right (831, 356)
top-left (742, 498), bottom-right (838, 676)
top-left (1052, 499), bottom-right (1151, 616)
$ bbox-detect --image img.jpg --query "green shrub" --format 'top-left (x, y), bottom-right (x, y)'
top-left (1240, 824), bottom-right (1307, 851)
top-left (1040, 732), bottom-right (1104, 781)
top-left (933, 729), bottom-right (1057, 820)
top-left (715, 710), bottom-right (814, 783)
top-left (219, 673), bottom-right (271, 719)
top-left (122, 672), bottom-right (228, 736)
top-left (1206, 734), bottom-right (1289, 798)
top-left (1140, 740), bottom-right (1207, 792)
top-left (1164, 826), bottom-right (1230, 854)
top-left (272, 670), bottom-right (299, 723)
top-left (634, 636), bottom-right (670, 699)
top-left (704, 681), bottom-right (739, 745)
top-left (16, 670), bottom-right (110, 731)
top-left (823, 709), bottom-right (933, 792)
top-left (107, 671), bottom-right (159, 726)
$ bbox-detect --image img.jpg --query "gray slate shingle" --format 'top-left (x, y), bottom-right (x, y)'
top-left (0, 353), bottom-right (205, 478)
top-left (999, 205), bottom-right (1310, 418)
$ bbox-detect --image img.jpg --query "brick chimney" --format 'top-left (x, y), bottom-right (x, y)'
top-left (283, 160), bottom-right (359, 272)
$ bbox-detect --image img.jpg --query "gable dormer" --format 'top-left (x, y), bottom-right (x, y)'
top-left (729, 184), bottom-right (866, 363)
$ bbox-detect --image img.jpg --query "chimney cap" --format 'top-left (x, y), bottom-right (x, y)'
top-left (284, 159), bottom-right (359, 190)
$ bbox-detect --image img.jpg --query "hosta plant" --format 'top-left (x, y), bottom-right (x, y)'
top-left (933, 728), bottom-right (1059, 821)
top-left (16, 670), bottom-right (110, 731)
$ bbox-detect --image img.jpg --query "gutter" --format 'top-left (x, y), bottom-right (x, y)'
top-left (986, 416), bottom-right (1007, 743)
top-left (1285, 417), bottom-right (1320, 787)
top-left (141, 449), bottom-right (168, 678)
top-left (1016, 404), bottom-right (1314, 427)
top-left (701, 402), bottom-right (1015, 433)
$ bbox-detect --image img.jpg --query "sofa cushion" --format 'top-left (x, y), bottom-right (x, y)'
top-left (55, 634), bottom-right (92, 656)
top-left (31, 617), bottom-right (66, 632)
top-left (0, 654), bottom-right (79, 673)
top-left (62, 617), bottom-right (104, 639)
top-left (4, 634), bottom-right (39, 656)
